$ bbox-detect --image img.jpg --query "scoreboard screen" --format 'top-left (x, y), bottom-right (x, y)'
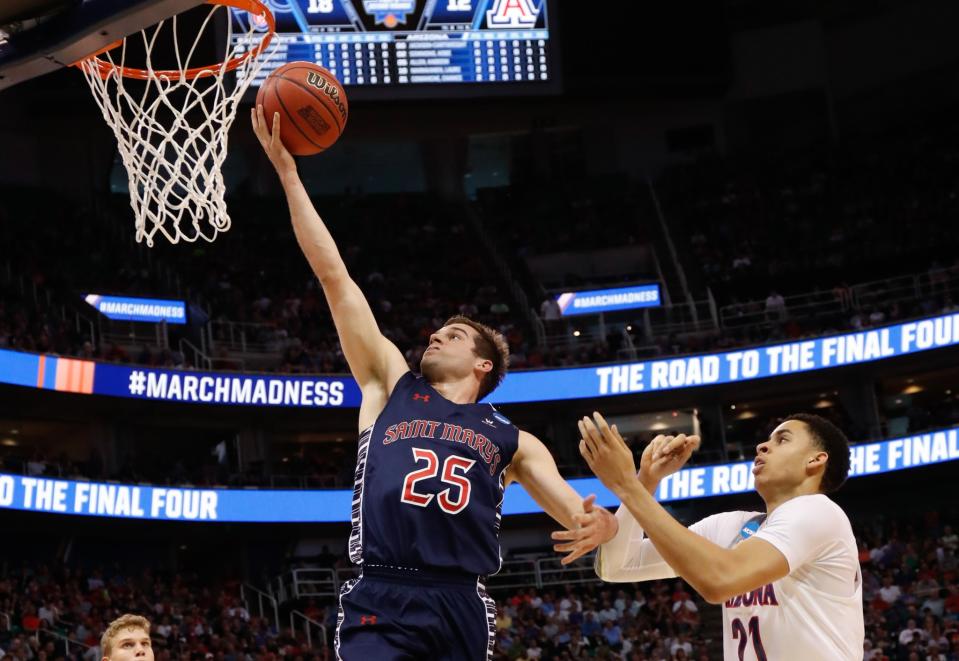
top-left (230, 0), bottom-right (555, 97)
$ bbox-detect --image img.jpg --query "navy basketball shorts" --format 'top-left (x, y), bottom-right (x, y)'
top-left (335, 565), bottom-right (495, 661)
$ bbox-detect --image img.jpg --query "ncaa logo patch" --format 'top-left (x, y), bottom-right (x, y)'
top-left (492, 411), bottom-right (512, 426)
top-left (739, 517), bottom-right (764, 541)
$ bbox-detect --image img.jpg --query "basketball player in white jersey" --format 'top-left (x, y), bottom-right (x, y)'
top-left (554, 412), bottom-right (864, 660)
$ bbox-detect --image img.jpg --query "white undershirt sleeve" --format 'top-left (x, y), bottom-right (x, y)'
top-left (595, 502), bottom-right (678, 582)
top-left (595, 504), bottom-right (757, 583)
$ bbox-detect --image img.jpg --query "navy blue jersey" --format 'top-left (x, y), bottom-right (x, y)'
top-left (347, 372), bottom-right (519, 576)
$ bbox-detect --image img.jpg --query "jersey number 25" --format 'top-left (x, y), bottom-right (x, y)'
top-left (401, 448), bottom-right (475, 514)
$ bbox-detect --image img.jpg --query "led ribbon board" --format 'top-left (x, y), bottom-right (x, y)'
top-left (489, 312), bottom-right (959, 404)
top-left (0, 313), bottom-right (957, 406)
top-left (0, 427), bottom-right (955, 522)
top-left (556, 283), bottom-right (661, 316)
top-left (84, 294), bottom-right (186, 324)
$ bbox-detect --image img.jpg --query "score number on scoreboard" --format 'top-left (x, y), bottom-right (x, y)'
top-left (231, 0), bottom-right (552, 89)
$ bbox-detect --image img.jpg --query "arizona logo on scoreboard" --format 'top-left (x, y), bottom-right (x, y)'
top-left (486, 0), bottom-right (540, 28)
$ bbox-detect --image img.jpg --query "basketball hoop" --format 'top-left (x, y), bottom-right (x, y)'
top-left (75, 0), bottom-right (275, 246)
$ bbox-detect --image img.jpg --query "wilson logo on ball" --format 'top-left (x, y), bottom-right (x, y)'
top-left (306, 71), bottom-right (348, 120)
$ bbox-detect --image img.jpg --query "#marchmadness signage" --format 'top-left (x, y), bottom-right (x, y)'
top-left (556, 283), bottom-right (662, 316)
top-left (0, 427), bottom-right (956, 522)
top-left (0, 312), bottom-right (958, 406)
top-left (84, 294), bottom-right (187, 324)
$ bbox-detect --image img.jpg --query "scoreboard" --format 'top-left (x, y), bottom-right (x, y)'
top-left (230, 0), bottom-right (554, 94)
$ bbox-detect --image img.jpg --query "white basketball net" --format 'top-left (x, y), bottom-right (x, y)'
top-left (78, 2), bottom-right (273, 246)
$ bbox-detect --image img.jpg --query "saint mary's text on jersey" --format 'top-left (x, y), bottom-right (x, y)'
top-left (382, 418), bottom-right (503, 475)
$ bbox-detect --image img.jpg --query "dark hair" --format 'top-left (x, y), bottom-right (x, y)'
top-left (443, 316), bottom-right (510, 400)
top-left (782, 412), bottom-right (850, 494)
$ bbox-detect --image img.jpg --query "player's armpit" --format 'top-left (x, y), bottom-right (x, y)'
top-left (705, 537), bottom-right (790, 605)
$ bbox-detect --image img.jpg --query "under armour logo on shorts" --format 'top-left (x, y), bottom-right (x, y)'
top-left (360, 615), bottom-right (377, 625)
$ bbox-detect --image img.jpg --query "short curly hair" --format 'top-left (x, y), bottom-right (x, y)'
top-left (101, 613), bottom-right (151, 656)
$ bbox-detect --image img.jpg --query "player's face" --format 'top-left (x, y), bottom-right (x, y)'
top-left (106, 628), bottom-right (154, 661)
top-left (752, 420), bottom-right (827, 492)
top-left (420, 324), bottom-right (490, 382)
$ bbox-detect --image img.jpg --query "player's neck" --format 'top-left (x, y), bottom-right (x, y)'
top-left (428, 378), bottom-right (480, 405)
top-left (761, 482), bottom-right (821, 515)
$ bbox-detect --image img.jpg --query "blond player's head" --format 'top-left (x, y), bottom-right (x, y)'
top-left (101, 614), bottom-right (153, 661)
top-left (753, 413), bottom-right (850, 496)
top-left (419, 316), bottom-right (509, 401)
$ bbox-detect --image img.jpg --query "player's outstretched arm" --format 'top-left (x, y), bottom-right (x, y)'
top-left (577, 412), bottom-right (790, 604)
top-left (506, 430), bottom-right (618, 565)
top-left (251, 106), bottom-right (407, 400)
top-left (554, 432), bottom-right (701, 582)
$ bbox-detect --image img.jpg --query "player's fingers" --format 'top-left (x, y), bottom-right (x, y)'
top-left (574, 512), bottom-right (593, 527)
top-left (584, 434), bottom-right (600, 462)
top-left (577, 421), bottom-right (589, 453)
top-left (551, 529), bottom-right (580, 542)
top-left (251, 106), bottom-right (267, 141)
top-left (561, 544), bottom-right (590, 565)
top-left (592, 411), bottom-right (612, 436)
top-left (552, 540), bottom-right (576, 552)
top-left (582, 416), bottom-right (604, 448)
top-left (552, 529), bottom-right (590, 551)
top-left (579, 420), bottom-right (600, 457)
top-left (578, 438), bottom-right (593, 465)
top-left (271, 111), bottom-right (281, 147)
top-left (582, 494), bottom-right (596, 512)
top-left (594, 412), bottom-right (624, 448)
top-left (664, 434), bottom-right (686, 456)
top-left (686, 435), bottom-right (702, 451)
top-left (651, 435), bottom-right (668, 460)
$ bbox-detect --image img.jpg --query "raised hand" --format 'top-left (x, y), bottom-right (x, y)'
top-left (578, 412), bottom-right (638, 494)
top-left (638, 433), bottom-right (701, 487)
top-left (550, 494), bottom-right (619, 565)
top-left (250, 105), bottom-right (296, 177)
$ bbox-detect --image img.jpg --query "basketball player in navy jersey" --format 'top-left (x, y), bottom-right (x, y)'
top-left (252, 108), bottom-right (618, 660)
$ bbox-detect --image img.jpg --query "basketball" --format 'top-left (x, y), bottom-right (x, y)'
top-left (256, 61), bottom-right (348, 156)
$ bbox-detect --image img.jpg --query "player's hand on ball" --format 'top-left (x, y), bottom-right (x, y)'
top-left (578, 412), bottom-right (637, 494)
top-left (639, 433), bottom-right (701, 486)
top-left (550, 494), bottom-right (619, 565)
top-left (251, 105), bottom-right (296, 177)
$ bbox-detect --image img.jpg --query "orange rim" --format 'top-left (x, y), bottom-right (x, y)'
top-left (74, 0), bottom-right (275, 81)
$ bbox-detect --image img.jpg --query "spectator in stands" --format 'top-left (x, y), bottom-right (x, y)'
top-left (764, 290), bottom-right (786, 322)
top-left (881, 573), bottom-right (904, 605)
top-left (900, 618), bottom-right (924, 646)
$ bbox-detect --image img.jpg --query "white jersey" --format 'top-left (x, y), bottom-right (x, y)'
top-left (596, 494), bottom-right (863, 661)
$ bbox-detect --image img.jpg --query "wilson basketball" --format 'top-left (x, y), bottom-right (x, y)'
top-left (256, 62), bottom-right (348, 156)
